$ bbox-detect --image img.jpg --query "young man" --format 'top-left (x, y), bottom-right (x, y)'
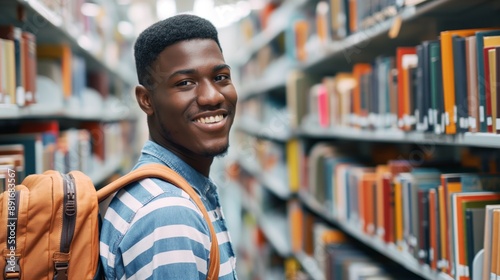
top-left (100, 14), bottom-right (238, 279)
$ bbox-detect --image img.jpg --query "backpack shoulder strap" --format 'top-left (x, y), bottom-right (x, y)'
top-left (96, 163), bottom-right (220, 280)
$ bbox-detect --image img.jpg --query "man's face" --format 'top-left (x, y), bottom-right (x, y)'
top-left (146, 39), bottom-right (237, 158)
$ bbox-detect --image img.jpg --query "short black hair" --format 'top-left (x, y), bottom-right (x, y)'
top-left (134, 14), bottom-right (222, 88)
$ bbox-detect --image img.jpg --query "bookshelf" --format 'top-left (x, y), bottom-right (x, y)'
top-left (0, 0), bottom-right (136, 85)
top-left (231, 0), bottom-right (500, 279)
top-left (0, 0), bottom-right (138, 187)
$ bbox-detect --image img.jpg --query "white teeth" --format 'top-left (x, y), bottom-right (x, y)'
top-left (195, 115), bottom-right (224, 124)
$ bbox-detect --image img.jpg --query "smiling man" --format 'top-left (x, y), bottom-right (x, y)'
top-left (100, 14), bottom-right (238, 279)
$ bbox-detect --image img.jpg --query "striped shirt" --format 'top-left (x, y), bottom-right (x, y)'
top-left (100, 140), bottom-right (238, 279)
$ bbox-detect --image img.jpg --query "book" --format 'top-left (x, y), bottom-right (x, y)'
top-left (482, 204), bottom-right (500, 280)
top-left (0, 25), bottom-right (24, 106)
top-left (440, 28), bottom-right (494, 134)
top-left (352, 63), bottom-right (372, 128)
top-left (429, 41), bottom-right (445, 134)
top-left (396, 47), bottom-right (417, 131)
top-left (21, 31), bottom-right (36, 105)
top-left (37, 44), bottom-right (73, 99)
top-left (0, 134), bottom-right (44, 177)
top-left (452, 35), bottom-right (469, 133)
top-left (464, 207), bottom-right (485, 278)
top-left (450, 192), bottom-right (500, 280)
top-left (474, 30), bottom-right (500, 133)
top-left (286, 70), bottom-right (317, 129)
top-left (465, 36), bottom-right (479, 132)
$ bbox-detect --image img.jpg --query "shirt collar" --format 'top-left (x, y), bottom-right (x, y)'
top-left (137, 140), bottom-right (216, 196)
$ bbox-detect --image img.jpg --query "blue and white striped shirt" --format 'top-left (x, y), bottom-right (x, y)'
top-left (100, 140), bottom-right (238, 279)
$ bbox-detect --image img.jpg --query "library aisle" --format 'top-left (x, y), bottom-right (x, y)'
top-left (2, 0), bottom-right (500, 280)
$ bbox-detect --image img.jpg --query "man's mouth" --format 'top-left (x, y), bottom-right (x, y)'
top-left (194, 114), bottom-right (226, 124)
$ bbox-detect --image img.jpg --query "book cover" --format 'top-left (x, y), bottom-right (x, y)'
top-left (482, 204), bottom-right (500, 279)
top-left (452, 35), bottom-right (469, 133)
top-left (21, 31), bottom-right (36, 105)
top-left (464, 207), bottom-right (485, 279)
top-left (2, 38), bottom-right (15, 105)
top-left (465, 36), bottom-right (479, 132)
top-left (429, 41), bottom-right (445, 134)
top-left (352, 63), bottom-right (372, 128)
top-left (474, 30), bottom-right (500, 133)
top-left (440, 28), bottom-right (494, 134)
top-left (396, 47), bottom-right (417, 131)
top-left (450, 192), bottom-right (500, 280)
top-left (0, 25), bottom-right (24, 106)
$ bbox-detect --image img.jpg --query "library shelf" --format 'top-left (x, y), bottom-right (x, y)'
top-left (0, 0), bottom-right (135, 86)
top-left (236, 117), bottom-right (293, 143)
top-left (300, 0), bottom-right (466, 75)
top-left (299, 122), bottom-right (500, 149)
top-left (240, 189), bottom-right (292, 258)
top-left (238, 156), bottom-right (292, 200)
top-left (232, 0), bottom-right (308, 66)
top-left (0, 105), bottom-right (134, 122)
top-left (298, 190), bottom-right (455, 280)
top-left (89, 155), bottom-right (123, 185)
top-left (260, 213), bottom-right (292, 257)
top-left (294, 251), bottom-right (325, 280)
top-left (238, 56), bottom-right (296, 99)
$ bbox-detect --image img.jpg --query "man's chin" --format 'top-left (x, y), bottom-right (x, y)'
top-left (203, 144), bottom-right (229, 158)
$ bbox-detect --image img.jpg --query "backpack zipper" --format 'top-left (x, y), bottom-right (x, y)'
top-left (54, 173), bottom-right (77, 280)
top-left (61, 173), bottom-right (76, 253)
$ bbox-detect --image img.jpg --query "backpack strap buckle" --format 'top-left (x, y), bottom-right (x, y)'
top-left (53, 261), bottom-right (69, 280)
top-left (4, 255), bottom-right (20, 280)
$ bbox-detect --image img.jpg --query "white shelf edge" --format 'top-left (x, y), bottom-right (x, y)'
top-left (19, 0), bottom-right (135, 85)
top-left (298, 191), bottom-right (454, 280)
top-left (239, 56), bottom-right (295, 98)
top-left (238, 185), bottom-right (292, 258)
top-left (294, 251), bottom-right (325, 280)
top-left (260, 213), bottom-right (292, 257)
top-left (233, 0), bottom-right (308, 66)
top-left (0, 105), bottom-right (133, 122)
top-left (299, 122), bottom-right (500, 149)
top-left (237, 157), bottom-right (292, 200)
top-left (236, 118), bottom-right (293, 142)
top-left (300, 0), bottom-right (453, 71)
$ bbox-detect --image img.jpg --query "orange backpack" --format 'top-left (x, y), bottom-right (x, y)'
top-left (0, 163), bottom-right (220, 280)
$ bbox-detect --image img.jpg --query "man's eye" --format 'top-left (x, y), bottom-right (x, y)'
top-left (215, 75), bottom-right (230, 81)
top-left (177, 80), bottom-right (194, 86)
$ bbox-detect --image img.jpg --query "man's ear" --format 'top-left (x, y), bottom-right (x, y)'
top-left (136, 85), bottom-right (154, 116)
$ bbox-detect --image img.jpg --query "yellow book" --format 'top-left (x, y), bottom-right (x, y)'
top-left (484, 35), bottom-right (500, 47)
top-left (491, 209), bottom-right (500, 279)
top-left (37, 44), bottom-right (72, 99)
top-left (286, 139), bottom-right (301, 193)
top-left (3, 39), bottom-right (15, 105)
top-left (394, 177), bottom-right (403, 250)
top-left (438, 185), bottom-right (448, 272)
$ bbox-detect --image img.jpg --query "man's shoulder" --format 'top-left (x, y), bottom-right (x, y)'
top-left (113, 177), bottom-right (197, 209)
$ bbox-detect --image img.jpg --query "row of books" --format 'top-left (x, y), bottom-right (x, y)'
top-left (0, 23), bottom-right (129, 112)
top-left (287, 0), bottom-right (430, 62)
top-left (298, 141), bottom-right (500, 280)
top-left (29, 0), bottom-right (133, 68)
top-left (287, 27), bottom-right (500, 135)
top-left (0, 120), bottom-right (126, 190)
top-left (288, 204), bottom-right (425, 279)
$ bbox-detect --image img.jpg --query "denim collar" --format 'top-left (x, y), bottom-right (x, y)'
top-left (135, 140), bottom-right (217, 197)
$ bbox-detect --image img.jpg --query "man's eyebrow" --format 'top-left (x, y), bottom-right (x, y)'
top-left (213, 64), bottom-right (231, 72)
top-left (167, 69), bottom-right (196, 81)
top-left (166, 64), bottom-right (230, 80)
